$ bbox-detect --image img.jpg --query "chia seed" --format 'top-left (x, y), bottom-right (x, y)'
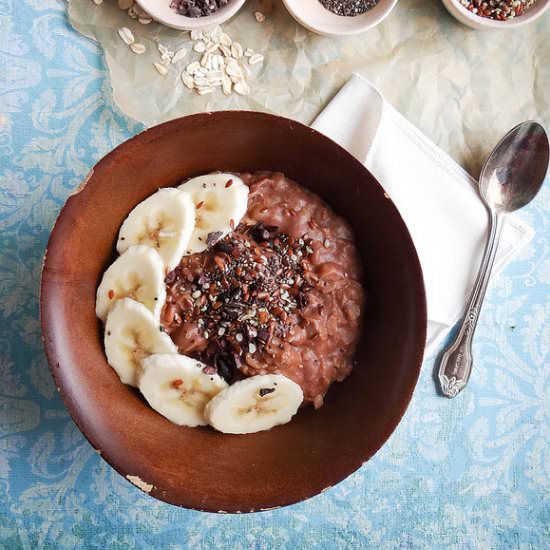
top-left (458, 0), bottom-right (537, 19)
top-left (319, 0), bottom-right (379, 16)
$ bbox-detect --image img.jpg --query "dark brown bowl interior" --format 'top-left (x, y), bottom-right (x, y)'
top-left (41, 111), bottom-right (426, 513)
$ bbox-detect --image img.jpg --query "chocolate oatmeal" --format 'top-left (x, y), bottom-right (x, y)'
top-left (162, 172), bottom-right (365, 408)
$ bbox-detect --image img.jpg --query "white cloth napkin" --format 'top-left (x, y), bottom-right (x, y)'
top-left (312, 74), bottom-right (534, 356)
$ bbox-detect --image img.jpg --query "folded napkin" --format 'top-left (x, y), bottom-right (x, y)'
top-left (312, 75), bottom-right (533, 355)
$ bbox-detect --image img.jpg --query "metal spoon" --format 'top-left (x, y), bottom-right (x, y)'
top-left (438, 121), bottom-right (549, 399)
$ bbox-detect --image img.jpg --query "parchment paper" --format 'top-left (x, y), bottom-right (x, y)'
top-left (69, 0), bottom-right (550, 175)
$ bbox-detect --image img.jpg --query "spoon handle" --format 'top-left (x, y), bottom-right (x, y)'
top-left (438, 210), bottom-right (504, 398)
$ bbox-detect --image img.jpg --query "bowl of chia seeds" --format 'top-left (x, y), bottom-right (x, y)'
top-left (136, 0), bottom-right (245, 30)
top-left (281, 0), bottom-right (399, 36)
top-left (441, 0), bottom-right (550, 29)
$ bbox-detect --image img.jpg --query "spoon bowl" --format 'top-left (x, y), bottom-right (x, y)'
top-left (480, 122), bottom-right (550, 213)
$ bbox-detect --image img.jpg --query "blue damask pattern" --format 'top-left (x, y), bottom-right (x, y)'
top-left (0, 0), bottom-right (549, 548)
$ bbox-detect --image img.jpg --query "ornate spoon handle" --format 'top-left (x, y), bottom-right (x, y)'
top-left (438, 210), bottom-right (504, 398)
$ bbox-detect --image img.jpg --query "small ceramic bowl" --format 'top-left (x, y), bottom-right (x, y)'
top-left (136, 0), bottom-right (245, 31)
top-left (282, 0), bottom-right (399, 36)
top-left (41, 111), bottom-right (426, 512)
top-left (441, 0), bottom-right (550, 29)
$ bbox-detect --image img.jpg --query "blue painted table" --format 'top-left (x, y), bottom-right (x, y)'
top-left (1, 1), bottom-right (549, 548)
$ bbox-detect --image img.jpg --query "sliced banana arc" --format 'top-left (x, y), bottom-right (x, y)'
top-left (204, 374), bottom-right (303, 434)
top-left (104, 298), bottom-right (177, 387)
top-left (139, 354), bottom-right (228, 427)
top-left (95, 245), bottom-right (166, 322)
top-left (116, 188), bottom-right (195, 272)
top-left (178, 173), bottom-right (249, 254)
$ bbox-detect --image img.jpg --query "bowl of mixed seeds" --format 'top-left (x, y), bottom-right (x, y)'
top-left (281, 0), bottom-right (399, 36)
top-left (136, 0), bottom-right (245, 30)
top-left (441, 0), bottom-right (550, 29)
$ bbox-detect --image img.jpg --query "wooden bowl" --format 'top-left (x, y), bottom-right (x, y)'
top-left (41, 111), bottom-right (426, 513)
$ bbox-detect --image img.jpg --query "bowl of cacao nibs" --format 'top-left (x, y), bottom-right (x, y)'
top-left (441, 0), bottom-right (550, 29)
top-left (282, 0), bottom-right (399, 36)
top-left (136, 0), bottom-right (245, 30)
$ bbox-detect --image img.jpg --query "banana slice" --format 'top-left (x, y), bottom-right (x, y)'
top-left (104, 298), bottom-right (177, 387)
top-left (139, 354), bottom-right (228, 427)
top-left (204, 374), bottom-right (303, 434)
top-left (178, 173), bottom-right (249, 254)
top-left (96, 245), bottom-right (166, 322)
top-left (116, 188), bottom-right (195, 271)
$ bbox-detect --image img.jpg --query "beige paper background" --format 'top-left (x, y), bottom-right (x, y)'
top-left (69, 0), bottom-right (550, 175)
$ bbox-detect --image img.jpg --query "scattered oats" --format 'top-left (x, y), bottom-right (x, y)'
top-left (197, 86), bottom-right (214, 95)
top-left (207, 75), bottom-right (224, 86)
top-left (203, 331), bottom-right (209, 339)
top-left (208, 69), bottom-right (224, 79)
top-left (240, 62), bottom-right (251, 78)
top-left (249, 54), bottom-right (264, 65)
top-left (161, 24), bottom-right (264, 98)
top-left (181, 71), bottom-right (194, 88)
top-left (118, 0), bottom-right (134, 8)
top-left (220, 32), bottom-right (232, 46)
top-left (222, 76), bottom-right (232, 95)
top-left (236, 333), bottom-right (243, 342)
top-left (209, 26), bottom-right (222, 43)
top-left (118, 27), bottom-right (134, 45)
top-left (218, 327), bottom-right (226, 336)
top-left (127, 5), bottom-right (138, 18)
top-left (194, 76), bottom-right (210, 87)
top-left (248, 343), bottom-right (257, 354)
top-left (231, 42), bottom-right (243, 59)
top-left (254, 11), bottom-right (266, 22)
top-left (193, 41), bottom-right (206, 53)
top-left (324, 239), bottom-right (330, 248)
top-left (192, 290), bottom-right (201, 298)
top-left (186, 61), bottom-right (201, 74)
top-left (138, 16), bottom-right (152, 24)
top-left (154, 62), bottom-right (168, 75)
top-left (219, 44), bottom-right (232, 57)
top-left (233, 79), bottom-right (250, 95)
top-left (225, 58), bottom-right (242, 77)
top-left (200, 52), bottom-right (210, 68)
top-left (172, 48), bottom-right (188, 63)
top-left (92, 0), bottom-right (103, 6)
top-left (206, 41), bottom-right (219, 54)
top-left (130, 42), bottom-right (146, 54)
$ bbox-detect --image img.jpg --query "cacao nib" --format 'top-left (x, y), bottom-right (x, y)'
top-left (206, 231), bottom-right (224, 246)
